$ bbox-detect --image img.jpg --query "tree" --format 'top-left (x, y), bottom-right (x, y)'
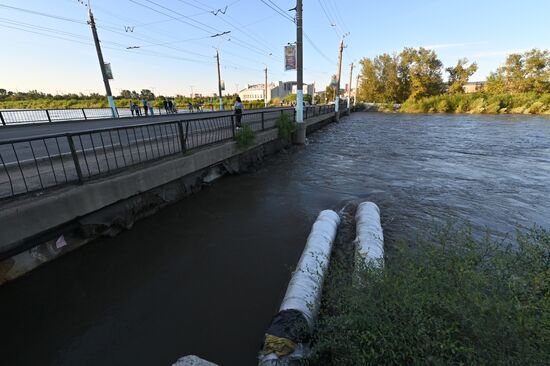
top-left (325, 85), bottom-right (335, 102)
top-left (140, 89), bottom-right (155, 100)
top-left (119, 89), bottom-right (132, 98)
top-left (0, 88), bottom-right (6, 96)
top-left (358, 58), bottom-right (381, 102)
top-left (409, 48), bottom-right (444, 99)
top-left (446, 58), bottom-right (478, 94)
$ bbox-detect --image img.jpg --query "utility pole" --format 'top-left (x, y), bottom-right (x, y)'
top-left (354, 73), bottom-right (360, 108)
top-left (216, 50), bottom-right (223, 111)
top-left (88, 7), bottom-right (118, 118)
top-left (264, 67), bottom-right (268, 108)
top-left (347, 62), bottom-right (354, 114)
top-left (335, 38), bottom-right (344, 122)
top-left (295, 0), bottom-right (306, 144)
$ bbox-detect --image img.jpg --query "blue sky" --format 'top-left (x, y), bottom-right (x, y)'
top-left (0, 0), bottom-right (548, 96)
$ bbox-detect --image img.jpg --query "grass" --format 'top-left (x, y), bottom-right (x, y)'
top-left (275, 113), bottom-right (296, 138)
top-left (308, 224), bottom-right (550, 365)
top-left (400, 92), bottom-right (550, 115)
top-left (234, 124), bottom-right (255, 149)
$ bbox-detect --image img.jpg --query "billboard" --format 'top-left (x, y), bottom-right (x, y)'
top-left (104, 63), bottom-right (114, 79)
top-left (284, 44), bottom-right (296, 71)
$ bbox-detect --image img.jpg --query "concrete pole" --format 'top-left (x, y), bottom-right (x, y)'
top-left (295, 0), bottom-right (306, 144)
top-left (354, 73), bottom-right (360, 108)
top-left (347, 62), bottom-right (353, 114)
top-left (88, 9), bottom-right (118, 118)
top-left (216, 50), bottom-right (223, 111)
top-left (264, 67), bottom-right (268, 108)
top-left (335, 39), bottom-right (344, 122)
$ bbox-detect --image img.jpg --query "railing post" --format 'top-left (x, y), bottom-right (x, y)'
top-left (67, 134), bottom-right (83, 183)
top-left (261, 111), bottom-right (265, 130)
top-left (82, 109), bottom-right (87, 120)
top-left (231, 115), bottom-right (236, 137)
top-left (45, 109), bottom-right (52, 123)
top-left (177, 121), bottom-right (187, 153)
top-left (0, 111), bottom-right (5, 126)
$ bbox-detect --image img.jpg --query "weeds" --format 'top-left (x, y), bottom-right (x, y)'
top-left (234, 124), bottom-right (255, 149)
top-left (308, 224), bottom-right (550, 365)
top-left (276, 113), bottom-right (296, 138)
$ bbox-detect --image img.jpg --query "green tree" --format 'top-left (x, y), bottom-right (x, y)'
top-left (325, 85), bottom-right (336, 102)
top-left (140, 89), bottom-right (155, 100)
top-left (409, 48), bottom-right (444, 99)
top-left (446, 58), bottom-right (478, 94)
top-left (119, 89), bottom-right (132, 99)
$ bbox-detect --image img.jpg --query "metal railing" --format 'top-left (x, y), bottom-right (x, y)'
top-left (0, 107), bottom-right (336, 200)
top-left (0, 104), bottom-right (282, 126)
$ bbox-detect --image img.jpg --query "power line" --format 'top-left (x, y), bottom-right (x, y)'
top-left (303, 31), bottom-right (336, 66)
top-left (0, 4), bottom-right (86, 24)
top-left (259, 0), bottom-right (295, 23)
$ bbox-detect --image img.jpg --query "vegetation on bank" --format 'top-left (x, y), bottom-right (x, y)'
top-left (400, 92), bottom-right (550, 114)
top-left (309, 224), bottom-right (550, 365)
top-left (0, 89), bottom-right (267, 110)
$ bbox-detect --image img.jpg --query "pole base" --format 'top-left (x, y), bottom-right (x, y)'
top-left (294, 123), bottom-right (306, 145)
top-left (335, 111), bottom-right (340, 122)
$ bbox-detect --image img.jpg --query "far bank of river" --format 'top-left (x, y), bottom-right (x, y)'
top-left (366, 92), bottom-right (550, 115)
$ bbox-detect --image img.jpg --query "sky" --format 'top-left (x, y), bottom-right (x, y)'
top-left (0, 0), bottom-right (549, 97)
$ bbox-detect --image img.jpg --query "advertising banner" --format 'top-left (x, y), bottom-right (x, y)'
top-left (284, 45), bottom-right (297, 71)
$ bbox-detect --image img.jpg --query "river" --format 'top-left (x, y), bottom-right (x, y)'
top-left (1, 112), bottom-right (549, 366)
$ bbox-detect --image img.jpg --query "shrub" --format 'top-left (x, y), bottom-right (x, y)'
top-left (234, 124), bottom-right (255, 149)
top-left (275, 113), bottom-right (296, 138)
top-left (309, 225), bottom-right (550, 365)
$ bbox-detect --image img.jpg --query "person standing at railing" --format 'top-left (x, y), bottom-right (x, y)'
top-left (130, 101), bottom-right (135, 116)
top-left (163, 99), bottom-right (169, 114)
top-left (234, 96), bottom-right (243, 128)
top-left (147, 100), bottom-right (154, 116)
top-left (142, 98), bottom-right (148, 116)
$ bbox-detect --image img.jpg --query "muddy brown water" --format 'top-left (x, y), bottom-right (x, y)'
top-left (1, 112), bottom-right (549, 365)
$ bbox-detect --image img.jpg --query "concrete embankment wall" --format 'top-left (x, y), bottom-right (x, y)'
top-left (0, 113), bottom-right (339, 283)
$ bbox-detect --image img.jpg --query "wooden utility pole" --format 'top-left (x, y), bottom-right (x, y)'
top-left (264, 67), bottom-right (268, 108)
top-left (347, 62), bottom-right (354, 114)
top-left (335, 39), bottom-right (344, 121)
top-left (88, 8), bottom-right (118, 118)
top-left (216, 50), bottom-right (223, 111)
top-left (295, 0), bottom-right (305, 143)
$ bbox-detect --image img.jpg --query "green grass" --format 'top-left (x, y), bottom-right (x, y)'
top-left (275, 113), bottom-right (296, 138)
top-left (400, 92), bottom-right (550, 115)
top-left (234, 124), bottom-right (255, 149)
top-left (308, 224), bottom-right (550, 365)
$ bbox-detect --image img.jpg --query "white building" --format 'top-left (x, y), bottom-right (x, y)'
top-left (239, 81), bottom-right (315, 102)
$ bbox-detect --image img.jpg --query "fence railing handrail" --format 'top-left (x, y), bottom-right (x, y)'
top-left (0, 108), bottom-right (296, 145)
top-left (0, 105), bottom-right (296, 126)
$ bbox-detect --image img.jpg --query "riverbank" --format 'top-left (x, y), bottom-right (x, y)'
top-left (402, 92), bottom-right (550, 114)
top-left (360, 92), bottom-right (550, 115)
top-left (309, 223), bottom-right (550, 365)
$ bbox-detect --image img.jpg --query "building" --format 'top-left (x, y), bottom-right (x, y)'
top-left (463, 81), bottom-right (485, 93)
top-left (238, 81), bottom-right (315, 102)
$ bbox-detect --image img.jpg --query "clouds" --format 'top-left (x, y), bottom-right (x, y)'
top-left (422, 41), bottom-right (488, 50)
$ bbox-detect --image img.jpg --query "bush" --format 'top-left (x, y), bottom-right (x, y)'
top-left (309, 225), bottom-right (550, 365)
top-left (275, 113), bottom-right (296, 138)
top-left (234, 124), bottom-right (255, 149)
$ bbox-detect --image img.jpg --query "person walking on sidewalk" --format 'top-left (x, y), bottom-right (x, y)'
top-left (142, 98), bottom-right (148, 116)
top-left (234, 96), bottom-right (243, 128)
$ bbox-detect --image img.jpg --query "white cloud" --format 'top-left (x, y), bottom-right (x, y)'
top-left (423, 41), bottom-right (488, 50)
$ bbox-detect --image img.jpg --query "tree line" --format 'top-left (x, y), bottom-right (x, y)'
top-left (358, 48), bottom-right (550, 104)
